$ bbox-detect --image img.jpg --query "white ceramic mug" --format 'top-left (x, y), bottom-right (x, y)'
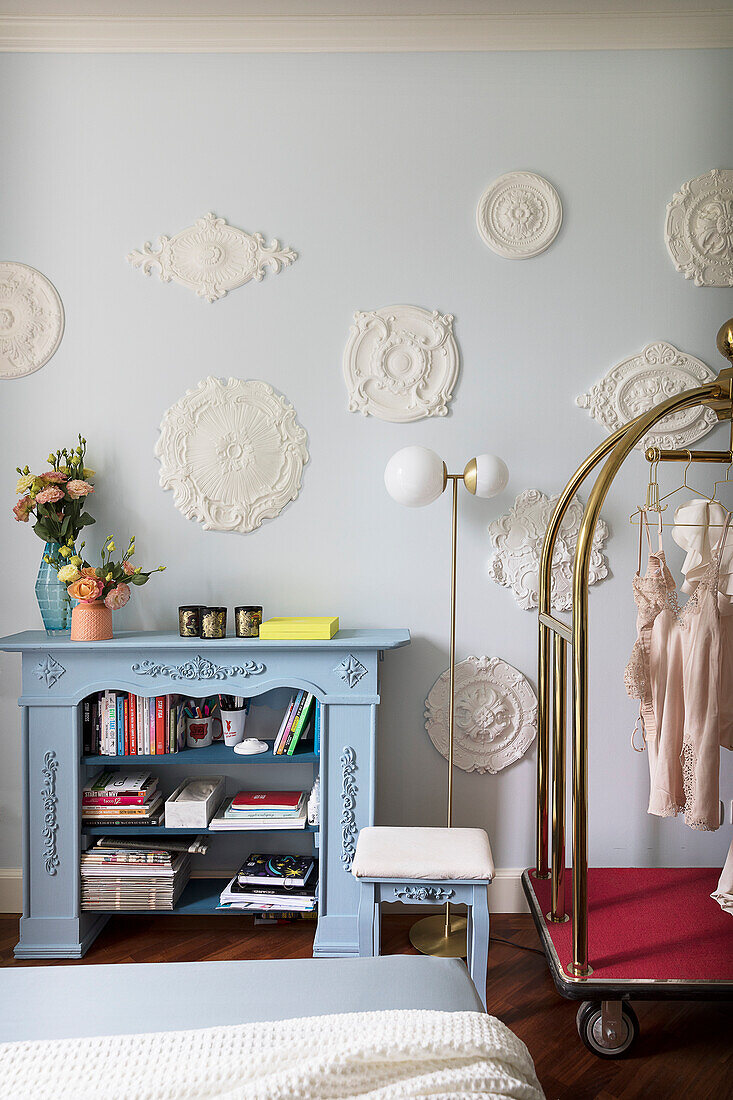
top-left (221, 708), bottom-right (247, 747)
top-left (186, 716), bottom-right (214, 748)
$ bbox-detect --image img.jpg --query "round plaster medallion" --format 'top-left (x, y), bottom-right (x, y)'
top-left (476, 172), bottom-right (562, 259)
top-left (665, 169), bottom-right (733, 287)
top-left (155, 376), bottom-right (309, 533)
top-left (424, 655), bottom-right (537, 774)
top-left (488, 489), bottom-right (609, 612)
top-left (576, 342), bottom-right (718, 451)
top-left (0, 262), bottom-right (64, 379)
top-left (343, 305), bottom-right (460, 421)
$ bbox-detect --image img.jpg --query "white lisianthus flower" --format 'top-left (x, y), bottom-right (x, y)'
top-left (15, 474), bottom-right (35, 494)
top-left (57, 564), bottom-right (81, 584)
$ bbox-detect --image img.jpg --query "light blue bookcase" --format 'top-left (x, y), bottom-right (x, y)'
top-left (0, 628), bottom-right (410, 959)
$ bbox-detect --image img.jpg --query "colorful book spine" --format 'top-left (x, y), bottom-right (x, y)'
top-left (273, 693), bottom-right (299, 754)
top-left (277, 691), bottom-right (305, 754)
top-left (155, 697), bottom-right (165, 755)
top-left (107, 693), bottom-right (117, 757)
top-left (137, 697), bottom-right (144, 755)
top-left (82, 793), bottom-right (150, 807)
top-left (314, 700), bottom-right (321, 755)
top-left (129, 695), bottom-right (137, 756)
top-left (116, 695), bottom-right (123, 756)
top-left (287, 693), bottom-right (314, 755)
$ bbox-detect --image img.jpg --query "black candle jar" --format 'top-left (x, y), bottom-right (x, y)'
top-left (178, 606), bottom-right (203, 638)
top-left (201, 607), bottom-right (227, 639)
top-left (235, 606), bottom-right (263, 638)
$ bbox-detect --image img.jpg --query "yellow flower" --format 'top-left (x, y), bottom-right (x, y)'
top-left (67, 536), bottom-right (74, 546)
top-left (57, 564), bottom-right (81, 584)
top-left (69, 556), bottom-right (82, 567)
top-left (47, 454), bottom-right (55, 464)
top-left (105, 572), bottom-right (113, 582)
top-left (58, 546), bottom-right (71, 558)
top-left (15, 474), bottom-right (34, 494)
top-left (83, 468), bottom-right (95, 478)
top-left (107, 541), bottom-right (115, 552)
top-left (134, 566), bottom-right (142, 574)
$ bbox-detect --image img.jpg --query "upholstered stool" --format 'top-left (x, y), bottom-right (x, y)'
top-left (351, 826), bottom-right (494, 1009)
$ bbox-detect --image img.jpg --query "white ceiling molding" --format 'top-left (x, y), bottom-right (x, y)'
top-left (2, 12), bottom-right (732, 52)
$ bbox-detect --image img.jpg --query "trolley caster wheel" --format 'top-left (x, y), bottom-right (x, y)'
top-left (576, 1000), bottom-right (639, 1058)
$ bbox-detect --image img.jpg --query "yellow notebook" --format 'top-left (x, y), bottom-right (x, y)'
top-left (259, 616), bottom-right (339, 640)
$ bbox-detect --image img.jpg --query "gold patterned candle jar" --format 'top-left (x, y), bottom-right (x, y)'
top-left (201, 607), bottom-right (227, 639)
top-left (235, 605), bottom-right (263, 638)
top-left (178, 605), bottom-right (203, 637)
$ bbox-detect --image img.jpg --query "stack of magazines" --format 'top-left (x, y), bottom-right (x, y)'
top-left (82, 770), bottom-right (163, 826)
top-left (218, 852), bottom-right (317, 913)
top-left (209, 790), bottom-right (307, 831)
top-left (80, 843), bottom-right (191, 910)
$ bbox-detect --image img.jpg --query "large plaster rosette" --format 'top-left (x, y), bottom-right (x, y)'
top-left (155, 377), bottom-right (308, 533)
top-left (488, 489), bottom-right (609, 612)
top-left (0, 262), bottom-right (64, 379)
top-left (424, 655), bottom-right (537, 774)
top-left (576, 341), bottom-right (717, 451)
top-left (476, 172), bottom-right (562, 259)
top-left (665, 169), bottom-right (733, 287)
top-left (127, 213), bottom-right (297, 302)
top-left (343, 304), bottom-right (460, 421)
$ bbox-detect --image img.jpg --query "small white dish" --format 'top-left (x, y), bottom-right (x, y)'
top-left (233, 738), bottom-right (269, 756)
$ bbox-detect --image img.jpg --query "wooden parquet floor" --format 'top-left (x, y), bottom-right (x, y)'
top-left (1, 913), bottom-right (730, 1099)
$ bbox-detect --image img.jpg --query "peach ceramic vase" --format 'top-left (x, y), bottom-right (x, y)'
top-left (70, 600), bottom-right (113, 641)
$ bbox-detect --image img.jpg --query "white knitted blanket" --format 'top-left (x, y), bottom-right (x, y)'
top-left (0, 1009), bottom-right (545, 1100)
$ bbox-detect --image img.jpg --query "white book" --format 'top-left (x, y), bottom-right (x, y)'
top-left (136, 697), bottom-right (143, 755)
top-left (143, 698), bottom-right (150, 755)
top-left (208, 802), bottom-right (307, 831)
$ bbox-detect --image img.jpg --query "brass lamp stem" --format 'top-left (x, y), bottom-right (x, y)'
top-left (445, 474), bottom-right (459, 935)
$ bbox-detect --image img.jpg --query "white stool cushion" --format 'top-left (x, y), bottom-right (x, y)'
top-left (351, 826), bottom-right (494, 882)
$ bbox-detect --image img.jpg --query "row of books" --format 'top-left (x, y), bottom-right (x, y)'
top-left (218, 852), bottom-right (318, 913)
top-left (274, 693), bottom-right (321, 755)
top-left (82, 771), bottom-right (164, 826)
top-left (80, 843), bottom-right (191, 910)
top-left (83, 692), bottom-right (186, 756)
top-left (210, 790), bottom-right (308, 831)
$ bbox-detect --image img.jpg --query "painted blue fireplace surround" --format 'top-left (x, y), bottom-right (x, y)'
top-left (0, 629), bottom-right (410, 959)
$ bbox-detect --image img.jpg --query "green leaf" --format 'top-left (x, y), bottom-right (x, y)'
top-left (78, 513), bottom-right (95, 527)
top-left (130, 573), bottom-right (147, 585)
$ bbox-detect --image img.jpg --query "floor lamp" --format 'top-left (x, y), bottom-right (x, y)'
top-left (384, 446), bottom-right (509, 958)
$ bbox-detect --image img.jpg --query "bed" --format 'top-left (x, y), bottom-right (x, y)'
top-left (0, 955), bottom-right (544, 1099)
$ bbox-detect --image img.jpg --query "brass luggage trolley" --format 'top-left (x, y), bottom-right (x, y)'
top-left (522, 318), bottom-right (733, 1057)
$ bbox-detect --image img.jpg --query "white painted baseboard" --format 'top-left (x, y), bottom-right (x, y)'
top-left (0, 867), bottom-right (528, 916)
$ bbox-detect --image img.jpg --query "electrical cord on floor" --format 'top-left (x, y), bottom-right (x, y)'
top-left (490, 935), bottom-right (545, 956)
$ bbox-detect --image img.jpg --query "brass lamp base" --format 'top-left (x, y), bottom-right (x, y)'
top-left (409, 914), bottom-right (467, 958)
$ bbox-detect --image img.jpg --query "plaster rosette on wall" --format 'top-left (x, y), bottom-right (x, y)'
top-left (476, 171), bottom-right (562, 259)
top-left (343, 304), bottom-right (460, 421)
top-left (424, 655), bottom-right (537, 774)
top-left (0, 262), bottom-right (64, 379)
top-left (665, 169), bottom-right (733, 287)
top-left (576, 342), bottom-right (717, 451)
top-left (488, 488), bottom-right (609, 612)
top-left (127, 213), bottom-right (297, 302)
top-left (155, 376), bottom-right (308, 533)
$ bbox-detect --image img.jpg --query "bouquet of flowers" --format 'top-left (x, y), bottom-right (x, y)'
top-left (13, 436), bottom-right (95, 550)
top-left (62, 534), bottom-right (165, 611)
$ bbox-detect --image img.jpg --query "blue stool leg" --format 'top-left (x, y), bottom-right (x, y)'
top-left (470, 884), bottom-right (490, 1010)
top-left (373, 895), bottom-right (381, 957)
top-left (466, 901), bottom-right (474, 971)
top-left (357, 881), bottom-right (376, 957)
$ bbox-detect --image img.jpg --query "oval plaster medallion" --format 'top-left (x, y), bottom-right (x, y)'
top-left (576, 342), bottom-right (717, 451)
top-left (127, 213), bottom-right (297, 302)
top-left (424, 655), bottom-right (537, 774)
top-left (488, 489), bottom-right (609, 612)
top-left (155, 377), bottom-right (308, 533)
top-left (665, 169), bottom-right (733, 287)
top-left (0, 262), bottom-right (64, 379)
top-left (343, 305), bottom-right (460, 421)
top-left (476, 172), bottom-right (562, 259)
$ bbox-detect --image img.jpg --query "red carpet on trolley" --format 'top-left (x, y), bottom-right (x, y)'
top-left (531, 868), bottom-right (732, 980)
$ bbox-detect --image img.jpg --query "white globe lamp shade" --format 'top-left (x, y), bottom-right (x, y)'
top-left (384, 446), bottom-right (446, 508)
top-left (465, 454), bottom-right (508, 498)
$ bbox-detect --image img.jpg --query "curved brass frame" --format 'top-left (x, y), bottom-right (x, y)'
top-left (536, 374), bottom-right (733, 976)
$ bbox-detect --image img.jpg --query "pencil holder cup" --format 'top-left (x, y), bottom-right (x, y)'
top-left (186, 716), bottom-right (214, 748)
top-left (221, 708), bottom-right (247, 747)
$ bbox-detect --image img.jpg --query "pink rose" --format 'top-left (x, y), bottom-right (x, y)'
top-left (122, 560), bottom-right (134, 576)
top-left (68, 576), bottom-right (104, 603)
top-left (40, 471), bottom-right (67, 484)
top-left (35, 486), bottom-right (64, 505)
top-left (104, 583), bottom-right (130, 611)
top-left (13, 495), bottom-right (32, 522)
top-left (66, 480), bottom-right (94, 499)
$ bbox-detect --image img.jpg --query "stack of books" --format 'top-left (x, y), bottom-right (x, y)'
top-left (82, 691), bottom-right (186, 756)
top-left (80, 846), bottom-right (191, 910)
top-left (273, 691), bottom-right (316, 755)
top-left (259, 617), bottom-right (339, 640)
top-left (209, 790), bottom-right (307, 831)
top-left (82, 770), bottom-right (164, 827)
top-left (219, 853), bottom-right (318, 914)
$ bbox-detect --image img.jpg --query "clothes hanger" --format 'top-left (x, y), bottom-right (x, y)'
top-left (630, 452), bottom-right (731, 528)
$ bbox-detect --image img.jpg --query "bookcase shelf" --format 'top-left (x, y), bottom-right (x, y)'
top-left (80, 745), bottom-right (319, 766)
top-left (89, 876), bottom-right (313, 917)
top-left (0, 627), bottom-right (409, 958)
top-left (81, 824), bottom-right (319, 836)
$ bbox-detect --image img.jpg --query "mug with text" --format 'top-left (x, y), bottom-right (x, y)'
top-left (220, 708), bottom-right (247, 748)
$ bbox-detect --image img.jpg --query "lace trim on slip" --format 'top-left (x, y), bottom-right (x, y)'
top-left (681, 740), bottom-right (716, 831)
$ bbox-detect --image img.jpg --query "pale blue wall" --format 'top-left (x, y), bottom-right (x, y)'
top-left (1, 50), bottom-right (732, 880)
